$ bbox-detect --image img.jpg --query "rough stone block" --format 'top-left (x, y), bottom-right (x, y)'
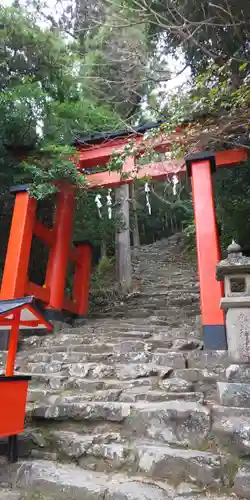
top-left (115, 364), bottom-right (172, 380)
top-left (32, 401), bottom-right (131, 422)
top-left (106, 479), bottom-right (171, 500)
top-left (160, 377), bottom-right (193, 392)
top-left (121, 387), bottom-right (203, 403)
top-left (113, 340), bottom-right (152, 354)
top-left (113, 352), bottom-right (151, 364)
top-left (137, 444), bottom-right (227, 487)
top-left (226, 364), bottom-right (250, 382)
top-left (13, 460), bottom-right (109, 500)
top-left (234, 464), bottom-right (250, 498)
top-left (57, 389), bottom-right (122, 404)
top-left (124, 401), bottom-right (211, 447)
top-left (151, 352), bottom-right (186, 368)
top-left (217, 382), bottom-right (250, 407)
top-left (174, 369), bottom-right (201, 383)
top-left (187, 351), bottom-right (229, 369)
top-left (176, 367), bottom-right (225, 384)
top-left (213, 415), bottom-right (250, 456)
top-left (22, 361), bottom-right (63, 374)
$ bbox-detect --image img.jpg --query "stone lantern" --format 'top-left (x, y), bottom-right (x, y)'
top-left (214, 244), bottom-right (250, 489)
top-left (216, 241), bottom-right (250, 363)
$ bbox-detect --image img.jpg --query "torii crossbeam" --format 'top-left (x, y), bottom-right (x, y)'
top-left (0, 121), bottom-right (248, 350)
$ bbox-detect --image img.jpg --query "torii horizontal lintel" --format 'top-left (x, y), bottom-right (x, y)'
top-left (85, 148), bottom-right (248, 189)
top-left (78, 127), bottom-right (185, 168)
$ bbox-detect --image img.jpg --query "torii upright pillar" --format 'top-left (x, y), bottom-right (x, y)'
top-left (47, 186), bottom-right (76, 314)
top-left (0, 186), bottom-right (37, 349)
top-left (0, 187), bottom-right (37, 301)
top-left (186, 152), bottom-right (227, 350)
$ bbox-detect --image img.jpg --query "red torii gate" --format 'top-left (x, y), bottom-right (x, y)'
top-left (0, 122), bottom-right (248, 349)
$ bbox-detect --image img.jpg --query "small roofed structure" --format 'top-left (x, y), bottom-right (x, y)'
top-left (0, 296), bottom-right (52, 462)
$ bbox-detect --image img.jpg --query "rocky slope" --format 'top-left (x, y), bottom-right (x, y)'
top-left (0, 234), bottom-right (247, 499)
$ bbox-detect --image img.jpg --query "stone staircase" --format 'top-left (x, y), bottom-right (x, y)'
top-left (0, 234), bottom-right (246, 499)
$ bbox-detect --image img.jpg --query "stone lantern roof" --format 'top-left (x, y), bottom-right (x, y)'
top-left (216, 241), bottom-right (250, 281)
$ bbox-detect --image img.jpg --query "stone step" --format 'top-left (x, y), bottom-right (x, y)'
top-left (113, 307), bottom-right (200, 319)
top-left (5, 459), bottom-right (237, 499)
top-left (74, 316), bottom-right (194, 328)
top-left (119, 388), bottom-right (203, 403)
top-left (17, 361), bottom-right (174, 378)
top-left (187, 351), bottom-right (229, 369)
top-left (16, 431), bottom-right (229, 488)
top-left (21, 333), bottom-right (176, 351)
top-left (17, 351), bottom-right (189, 371)
top-left (123, 290), bottom-right (199, 299)
top-left (22, 339), bottom-right (196, 359)
top-left (19, 340), bottom-right (190, 360)
top-left (93, 309), bottom-right (198, 321)
top-left (74, 318), bottom-right (165, 328)
top-left (134, 277), bottom-right (194, 282)
top-left (18, 349), bottom-right (228, 371)
top-left (20, 334), bottom-right (200, 354)
top-left (28, 400), bottom-right (211, 448)
top-left (22, 366), bottom-right (224, 397)
top-left (17, 364), bottom-right (227, 390)
top-left (27, 386), bottom-right (203, 404)
top-left (19, 351), bottom-right (117, 365)
top-left (28, 375), bottom-right (156, 392)
top-left (134, 285), bottom-right (198, 293)
top-left (0, 460), bottom-right (176, 500)
top-left (136, 280), bottom-right (197, 287)
top-left (21, 334), bottom-right (152, 351)
top-left (67, 322), bottom-right (193, 334)
top-left (131, 297), bottom-right (197, 307)
top-left (65, 324), bottom-right (160, 333)
top-left (213, 405), bottom-right (250, 420)
top-left (26, 374), bottom-right (197, 393)
top-left (122, 297), bottom-right (200, 308)
top-left (177, 367), bottom-right (226, 384)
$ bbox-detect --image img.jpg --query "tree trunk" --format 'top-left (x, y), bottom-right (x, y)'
top-left (115, 184), bottom-right (132, 294)
top-left (130, 182), bottom-right (140, 256)
top-left (101, 239), bottom-right (107, 259)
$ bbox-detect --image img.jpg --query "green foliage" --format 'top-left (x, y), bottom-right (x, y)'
top-left (0, 5), bottom-right (122, 197)
top-left (73, 189), bottom-right (119, 264)
top-left (82, 4), bottom-right (150, 118)
top-left (91, 256), bottom-right (116, 291)
top-left (215, 162), bottom-right (250, 251)
top-left (0, 4), bottom-right (123, 282)
top-left (122, 0), bottom-right (250, 77)
top-left (0, 6), bottom-right (70, 90)
top-left (131, 178), bottom-right (193, 245)
top-left (22, 145), bottom-right (87, 199)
